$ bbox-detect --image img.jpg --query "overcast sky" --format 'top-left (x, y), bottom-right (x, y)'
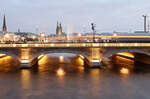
top-left (0, 0), bottom-right (150, 34)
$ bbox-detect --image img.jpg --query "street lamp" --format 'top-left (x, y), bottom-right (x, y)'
top-left (91, 23), bottom-right (96, 43)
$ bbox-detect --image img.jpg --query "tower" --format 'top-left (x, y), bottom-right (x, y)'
top-left (56, 21), bottom-right (59, 35)
top-left (59, 22), bottom-right (62, 35)
top-left (56, 21), bottom-right (63, 36)
top-left (142, 15), bottom-right (148, 33)
top-left (2, 15), bottom-right (7, 34)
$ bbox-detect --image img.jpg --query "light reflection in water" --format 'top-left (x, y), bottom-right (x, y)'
top-left (89, 69), bottom-right (101, 96)
top-left (21, 70), bottom-right (31, 89)
top-left (120, 67), bottom-right (129, 75)
top-left (59, 56), bottom-right (64, 63)
top-left (57, 68), bottom-right (65, 76)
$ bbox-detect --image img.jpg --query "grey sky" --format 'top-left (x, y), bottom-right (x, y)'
top-left (0, 0), bottom-right (150, 34)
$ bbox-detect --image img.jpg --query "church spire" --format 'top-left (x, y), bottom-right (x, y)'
top-left (56, 21), bottom-right (63, 36)
top-left (56, 21), bottom-right (59, 35)
top-left (2, 15), bottom-right (7, 34)
top-left (59, 22), bottom-right (62, 34)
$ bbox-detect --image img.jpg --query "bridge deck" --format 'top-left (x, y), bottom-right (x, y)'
top-left (0, 43), bottom-right (149, 48)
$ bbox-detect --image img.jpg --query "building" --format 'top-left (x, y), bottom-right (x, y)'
top-left (2, 15), bottom-right (7, 35)
top-left (56, 22), bottom-right (63, 36)
top-left (39, 32), bottom-right (47, 42)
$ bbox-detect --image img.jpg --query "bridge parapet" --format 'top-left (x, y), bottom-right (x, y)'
top-left (0, 43), bottom-right (150, 48)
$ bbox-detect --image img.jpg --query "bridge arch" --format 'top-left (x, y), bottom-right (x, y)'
top-left (0, 51), bottom-right (20, 61)
top-left (103, 48), bottom-right (150, 58)
top-left (30, 50), bottom-right (91, 67)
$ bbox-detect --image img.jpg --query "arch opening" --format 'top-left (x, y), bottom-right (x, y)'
top-left (0, 53), bottom-right (20, 72)
top-left (107, 52), bottom-right (150, 73)
top-left (30, 53), bottom-right (90, 73)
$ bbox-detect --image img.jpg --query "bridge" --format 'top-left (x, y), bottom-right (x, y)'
top-left (0, 42), bottom-right (150, 69)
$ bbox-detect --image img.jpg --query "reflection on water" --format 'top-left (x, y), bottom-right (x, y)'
top-left (57, 68), bottom-right (65, 76)
top-left (59, 56), bottom-right (64, 63)
top-left (120, 67), bottom-right (130, 75)
top-left (21, 70), bottom-right (31, 89)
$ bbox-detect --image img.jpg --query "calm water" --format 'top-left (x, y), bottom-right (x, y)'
top-left (0, 53), bottom-right (150, 99)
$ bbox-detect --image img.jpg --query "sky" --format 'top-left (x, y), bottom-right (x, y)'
top-left (0, 0), bottom-right (150, 34)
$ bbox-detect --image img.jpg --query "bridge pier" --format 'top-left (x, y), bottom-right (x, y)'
top-left (88, 48), bottom-right (102, 68)
top-left (19, 48), bottom-right (31, 68)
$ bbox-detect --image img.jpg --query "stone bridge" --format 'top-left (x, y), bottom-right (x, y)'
top-left (0, 43), bottom-right (150, 68)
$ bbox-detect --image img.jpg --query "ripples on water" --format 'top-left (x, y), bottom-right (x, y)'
top-left (0, 53), bottom-right (150, 99)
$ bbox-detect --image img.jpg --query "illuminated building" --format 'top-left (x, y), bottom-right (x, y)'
top-left (40, 32), bottom-right (47, 42)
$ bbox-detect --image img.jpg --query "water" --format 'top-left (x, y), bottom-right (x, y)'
top-left (0, 54), bottom-right (150, 99)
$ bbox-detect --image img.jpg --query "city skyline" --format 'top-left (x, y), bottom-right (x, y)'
top-left (0, 0), bottom-right (150, 34)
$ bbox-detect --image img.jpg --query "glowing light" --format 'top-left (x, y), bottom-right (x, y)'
top-left (120, 43), bottom-right (123, 46)
top-left (41, 33), bottom-right (45, 37)
top-left (38, 54), bottom-right (45, 59)
top-left (21, 59), bottom-right (29, 64)
top-left (82, 44), bottom-right (86, 47)
top-left (32, 36), bottom-right (36, 39)
top-left (38, 55), bottom-right (47, 65)
top-left (59, 56), bottom-right (64, 63)
top-left (35, 44), bottom-right (39, 47)
top-left (78, 33), bottom-right (81, 37)
top-left (117, 52), bottom-right (134, 58)
top-left (120, 67), bottom-right (129, 75)
top-left (77, 57), bottom-right (84, 66)
top-left (57, 68), bottom-right (65, 76)
top-left (113, 33), bottom-right (117, 36)
top-left (92, 59), bottom-right (100, 62)
top-left (104, 43), bottom-right (108, 46)
top-left (50, 43), bottom-right (54, 46)
top-left (79, 55), bottom-right (84, 59)
top-left (134, 43), bottom-right (138, 46)
top-left (67, 44), bottom-right (70, 47)
top-left (4, 34), bottom-right (9, 38)
top-left (93, 43), bottom-right (99, 47)
top-left (13, 44), bottom-right (17, 47)
top-left (0, 54), bottom-right (6, 57)
top-left (22, 44), bottom-right (28, 47)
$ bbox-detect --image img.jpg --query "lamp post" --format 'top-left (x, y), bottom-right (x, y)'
top-left (142, 15), bottom-right (148, 33)
top-left (91, 23), bottom-right (96, 43)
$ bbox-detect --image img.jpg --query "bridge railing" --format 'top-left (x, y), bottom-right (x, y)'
top-left (0, 43), bottom-right (150, 48)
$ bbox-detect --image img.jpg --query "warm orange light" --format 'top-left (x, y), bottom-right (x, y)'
top-left (59, 56), bottom-right (64, 63)
top-left (117, 52), bottom-right (134, 58)
top-left (79, 55), bottom-right (84, 59)
top-left (0, 54), bottom-right (6, 57)
top-left (113, 33), bottom-right (117, 36)
top-left (57, 68), bottom-right (65, 76)
top-left (38, 55), bottom-right (47, 65)
top-left (78, 33), bottom-right (81, 37)
top-left (120, 67), bottom-right (129, 75)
